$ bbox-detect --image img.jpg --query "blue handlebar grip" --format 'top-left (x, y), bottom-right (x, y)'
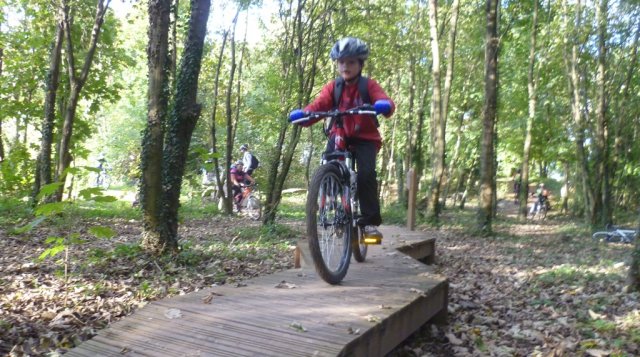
top-left (289, 109), bottom-right (306, 122)
top-left (374, 100), bottom-right (392, 115)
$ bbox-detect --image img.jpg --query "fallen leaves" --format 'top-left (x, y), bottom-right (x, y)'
top-left (201, 291), bottom-right (223, 304)
top-left (387, 206), bottom-right (640, 357)
top-left (164, 309), bottom-right (182, 319)
top-left (289, 321), bottom-right (307, 332)
top-left (274, 280), bottom-right (298, 289)
top-left (0, 216), bottom-right (297, 355)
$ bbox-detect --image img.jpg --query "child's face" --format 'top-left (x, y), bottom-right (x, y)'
top-left (337, 57), bottom-right (362, 81)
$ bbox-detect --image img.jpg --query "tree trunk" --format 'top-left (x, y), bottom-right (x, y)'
top-left (0, 46), bottom-right (4, 162)
top-left (519, 0), bottom-right (539, 219)
top-left (54, 0), bottom-right (110, 201)
top-left (611, 21), bottom-right (640, 213)
top-left (170, 0), bottom-right (179, 90)
top-left (595, 0), bottom-right (610, 225)
top-left (563, 0), bottom-right (595, 224)
top-left (208, 30), bottom-right (229, 206)
top-left (478, 0), bottom-right (499, 234)
top-left (262, 0), bottom-right (328, 224)
top-left (31, 21), bottom-right (63, 202)
top-left (438, 0), bottom-right (460, 211)
top-left (161, 0), bottom-right (210, 240)
top-left (561, 162), bottom-right (569, 214)
top-left (223, 10), bottom-right (240, 214)
top-left (628, 213), bottom-right (640, 291)
top-left (426, 0), bottom-right (443, 220)
top-left (140, 0), bottom-right (172, 251)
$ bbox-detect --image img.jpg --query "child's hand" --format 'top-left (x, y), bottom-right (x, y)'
top-left (289, 109), bottom-right (308, 124)
top-left (374, 100), bottom-right (392, 115)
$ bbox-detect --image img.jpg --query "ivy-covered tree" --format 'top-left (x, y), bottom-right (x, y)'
top-left (140, 0), bottom-right (211, 253)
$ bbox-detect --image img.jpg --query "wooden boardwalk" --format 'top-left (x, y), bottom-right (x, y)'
top-left (68, 225), bottom-right (448, 357)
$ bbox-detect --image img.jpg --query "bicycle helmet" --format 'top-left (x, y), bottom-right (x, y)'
top-left (235, 160), bottom-right (244, 166)
top-left (240, 144), bottom-right (248, 151)
top-left (329, 37), bottom-right (369, 61)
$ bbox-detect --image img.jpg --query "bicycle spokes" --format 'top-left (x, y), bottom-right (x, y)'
top-left (316, 173), bottom-right (349, 272)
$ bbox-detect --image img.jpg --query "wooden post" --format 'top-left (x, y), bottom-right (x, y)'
top-left (407, 168), bottom-right (417, 230)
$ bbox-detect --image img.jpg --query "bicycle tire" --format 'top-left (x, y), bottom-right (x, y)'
top-left (592, 231), bottom-right (612, 242)
top-left (98, 174), bottom-right (111, 190)
top-left (245, 196), bottom-right (262, 221)
top-left (306, 164), bottom-right (352, 284)
top-left (351, 225), bottom-right (367, 263)
top-left (538, 205), bottom-right (547, 220)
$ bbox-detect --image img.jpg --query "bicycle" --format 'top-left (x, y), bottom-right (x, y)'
top-left (235, 183), bottom-right (261, 220)
top-left (529, 198), bottom-right (549, 220)
top-left (289, 101), bottom-right (390, 284)
top-left (592, 224), bottom-right (636, 243)
top-left (95, 168), bottom-right (111, 190)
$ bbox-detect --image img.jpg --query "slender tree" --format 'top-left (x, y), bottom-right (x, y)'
top-left (261, 0), bottom-right (330, 224)
top-left (595, 0), bottom-right (610, 225)
top-left (478, 0), bottom-right (499, 234)
top-left (518, 0), bottom-right (539, 218)
top-left (208, 30), bottom-right (229, 208)
top-left (427, 0), bottom-right (460, 220)
top-left (427, 0), bottom-right (443, 220)
top-left (223, 9), bottom-right (241, 214)
top-left (563, 0), bottom-right (599, 223)
top-left (54, 0), bottom-right (112, 201)
top-left (0, 45), bottom-right (3, 162)
top-left (32, 20), bottom-right (64, 203)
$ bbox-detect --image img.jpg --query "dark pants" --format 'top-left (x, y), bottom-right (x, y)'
top-left (232, 185), bottom-right (242, 204)
top-left (326, 138), bottom-right (381, 226)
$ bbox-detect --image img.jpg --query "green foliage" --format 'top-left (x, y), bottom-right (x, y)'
top-left (0, 143), bottom-right (36, 197)
top-left (0, 197), bottom-right (32, 226)
top-left (382, 203), bottom-right (407, 226)
top-left (231, 223), bottom-right (299, 245)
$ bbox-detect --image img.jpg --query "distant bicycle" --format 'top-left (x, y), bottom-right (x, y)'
top-left (592, 224), bottom-right (636, 243)
top-left (529, 200), bottom-right (548, 220)
top-left (236, 184), bottom-right (261, 220)
top-left (95, 168), bottom-right (111, 190)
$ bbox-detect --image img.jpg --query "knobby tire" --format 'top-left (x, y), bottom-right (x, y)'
top-left (306, 164), bottom-right (352, 284)
top-left (245, 196), bottom-right (261, 221)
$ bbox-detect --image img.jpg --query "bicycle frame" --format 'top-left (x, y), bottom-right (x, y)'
top-left (592, 227), bottom-right (636, 243)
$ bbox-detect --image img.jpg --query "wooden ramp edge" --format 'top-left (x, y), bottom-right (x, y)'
top-left (67, 225), bottom-right (448, 357)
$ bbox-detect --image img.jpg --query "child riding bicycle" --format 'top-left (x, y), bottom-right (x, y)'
top-left (530, 183), bottom-right (551, 216)
top-left (292, 37), bottom-right (395, 242)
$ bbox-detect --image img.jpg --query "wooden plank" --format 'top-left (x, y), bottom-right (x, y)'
top-left (68, 225), bottom-right (448, 357)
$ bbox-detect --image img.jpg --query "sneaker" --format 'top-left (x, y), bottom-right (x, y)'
top-left (362, 225), bottom-right (383, 244)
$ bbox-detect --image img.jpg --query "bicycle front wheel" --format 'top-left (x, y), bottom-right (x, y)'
top-left (245, 196), bottom-right (262, 220)
top-left (307, 164), bottom-right (352, 285)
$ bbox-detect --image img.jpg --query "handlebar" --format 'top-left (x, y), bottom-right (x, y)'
top-left (289, 100), bottom-right (392, 125)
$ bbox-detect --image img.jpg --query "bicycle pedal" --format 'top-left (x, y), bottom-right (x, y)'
top-left (361, 236), bottom-right (382, 245)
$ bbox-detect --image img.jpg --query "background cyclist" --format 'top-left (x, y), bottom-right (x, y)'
top-left (230, 161), bottom-right (254, 212)
top-left (239, 144), bottom-right (259, 177)
top-left (292, 37), bottom-right (395, 242)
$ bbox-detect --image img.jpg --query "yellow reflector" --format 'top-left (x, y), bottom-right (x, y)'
top-left (363, 237), bottom-right (381, 245)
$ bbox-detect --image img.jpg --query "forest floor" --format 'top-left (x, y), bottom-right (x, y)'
top-left (388, 198), bottom-right (639, 357)
top-left (1, 196), bottom-right (639, 356)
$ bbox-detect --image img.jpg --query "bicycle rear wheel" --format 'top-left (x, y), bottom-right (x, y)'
top-left (245, 196), bottom-right (261, 220)
top-left (307, 164), bottom-right (352, 284)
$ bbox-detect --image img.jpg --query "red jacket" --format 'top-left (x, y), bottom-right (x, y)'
top-left (303, 77), bottom-right (395, 149)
